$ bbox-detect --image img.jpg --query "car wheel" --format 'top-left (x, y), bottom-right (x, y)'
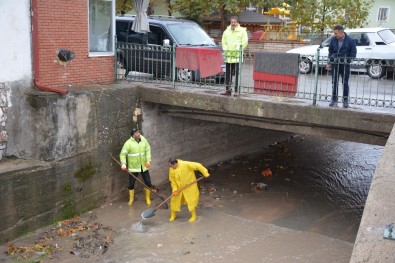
top-left (177, 68), bottom-right (193, 82)
top-left (299, 58), bottom-right (312, 74)
top-left (367, 64), bottom-right (386, 79)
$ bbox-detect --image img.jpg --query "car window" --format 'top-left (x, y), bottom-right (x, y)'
top-left (119, 21), bottom-right (145, 44)
top-left (349, 33), bottom-right (370, 46)
top-left (321, 36), bottom-right (332, 47)
top-left (167, 23), bottom-right (216, 46)
top-left (149, 25), bottom-right (171, 46)
top-left (116, 21), bottom-right (129, 42)
top-left (377, 29), bottom-right (395, 44)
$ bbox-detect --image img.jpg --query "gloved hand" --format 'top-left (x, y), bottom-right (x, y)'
top-left (172, 191), bottom-right (178, 196)
top-left (145, 161), bottom-right (151, 168)
top-left (121, 164), bottom-right (127, 171)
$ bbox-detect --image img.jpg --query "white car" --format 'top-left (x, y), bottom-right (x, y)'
top-left (286, 28), bottom-right (395, 78)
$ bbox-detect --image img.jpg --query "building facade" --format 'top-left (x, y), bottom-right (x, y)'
top-left (365, 0), bottom-right (395, 29)
top-left (0, 0), bottom-right (115, 161)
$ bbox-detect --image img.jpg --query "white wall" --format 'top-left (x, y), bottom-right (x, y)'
top-left (0, 0), bottom-right (32, 160)
top-left (365, 0), bottom-right (395, 29)
top-left (0, 0), bottom-right (32, 82)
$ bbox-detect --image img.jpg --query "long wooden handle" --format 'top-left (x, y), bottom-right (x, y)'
top-left (109, 153), bottom-right (168, 202)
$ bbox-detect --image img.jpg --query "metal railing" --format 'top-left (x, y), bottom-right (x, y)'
top-left (115, 42), bottom-right (395, 109)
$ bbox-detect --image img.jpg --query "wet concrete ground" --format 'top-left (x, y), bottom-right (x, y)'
top-left (2, 135), bottom-right (382, 263)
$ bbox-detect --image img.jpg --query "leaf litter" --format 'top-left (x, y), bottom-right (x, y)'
top-left (4, 212), bottom-right (114, 262)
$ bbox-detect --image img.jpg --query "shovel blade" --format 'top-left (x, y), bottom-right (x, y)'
top-left (141, 207), bottom-right (155, 219)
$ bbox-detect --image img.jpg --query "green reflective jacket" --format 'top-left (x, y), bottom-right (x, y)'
top-left (120, 135), bottom-right (151, 173)
top-left (221, 24), bottom-right (248, 63)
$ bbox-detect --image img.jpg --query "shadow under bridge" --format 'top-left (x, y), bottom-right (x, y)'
top-left (138, 85), bottom-right (395, 146)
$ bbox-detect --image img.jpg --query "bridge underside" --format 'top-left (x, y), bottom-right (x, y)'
top-left (133, 83), bottom-right (395, 146)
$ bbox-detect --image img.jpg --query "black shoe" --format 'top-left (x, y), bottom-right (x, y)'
top-left (220, 90), bottom-right (231, 96)
top-left (343, 101), bottom-right (349, 108)
top-left (329, 100), bottom-right (337, 107)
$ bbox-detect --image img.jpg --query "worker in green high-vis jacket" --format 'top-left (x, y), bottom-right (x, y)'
top-left (120, 128), bottom-right (152, 206)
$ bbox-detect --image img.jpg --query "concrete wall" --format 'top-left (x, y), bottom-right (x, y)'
top-left (1, 84), bottom-right (138, 243)
top-left (350, 125), bottom-right (395, 263)
top-left (141, 102), bottom-right (292, 186)
top-left (0, 84), bottom-right (292, 243)
top-left (0, 0), bottom-right (32, 161)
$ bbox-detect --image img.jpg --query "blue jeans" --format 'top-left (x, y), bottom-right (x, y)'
top-left (331, 64), bottom-right (350, 102)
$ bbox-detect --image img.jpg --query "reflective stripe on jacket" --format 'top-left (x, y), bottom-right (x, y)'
top-left (221, 24), bottom-right (248, 63)
top-left (119, 135), bottom-right (151, 173)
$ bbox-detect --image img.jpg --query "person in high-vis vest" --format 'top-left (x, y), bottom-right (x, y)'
top-left (168, 158), bottom-right (210, 223)
top-left (220, 16), bottom-right (248, 96)
top-left (120, 128), bottom-right (153, 206)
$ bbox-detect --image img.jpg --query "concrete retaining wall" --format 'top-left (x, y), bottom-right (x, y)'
top-left (0, 84), bottom-right (291, 243)
top-left (350, 126), bottom-right (395, 263)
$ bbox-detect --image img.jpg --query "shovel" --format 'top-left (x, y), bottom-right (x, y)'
top-left (141, 176), bottom-right (205, 219)
top-left (110, 153), bottom-right (169, 209)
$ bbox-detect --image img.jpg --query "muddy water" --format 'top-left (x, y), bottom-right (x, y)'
top-left (204, 135), bottom-right (382, 243)
top-left (2, 135), bottom-right (382, 263)
top-left (96, 135), bottom-right (381, 263)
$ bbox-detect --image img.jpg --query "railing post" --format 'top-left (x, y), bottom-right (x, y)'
top-left (237, 45), bottom-right (242, 95)
top-left (313, 47), bottom-right (320, 106)
top-left (114, 35), bottom-right (117, 81)
top-left (172, 43), bottom-right (176, 89)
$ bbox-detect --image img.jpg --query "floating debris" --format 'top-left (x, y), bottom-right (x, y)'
top-left (261, 168), bottom-right (272, 177)
top-left (251, 182), bottom-right (269, 192)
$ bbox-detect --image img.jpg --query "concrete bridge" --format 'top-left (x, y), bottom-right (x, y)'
top-left (138, 83), bottom-right (395, 262)
top-left (139, 84), bottom-right (395, 146)
top-left (1, 82), bottom-right (395, 262)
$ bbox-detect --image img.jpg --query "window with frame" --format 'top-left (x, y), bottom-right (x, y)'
top-left (377, 7), bottom-right (389, 23)
top-left (89, 0), bottom-right (114, 54)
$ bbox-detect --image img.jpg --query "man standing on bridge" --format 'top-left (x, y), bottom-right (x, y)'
top-left (327, 24), bottom-right (357, 108)
top-left (220, 16), bottom-right (248, 96)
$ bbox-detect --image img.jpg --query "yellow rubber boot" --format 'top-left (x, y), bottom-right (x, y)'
top-left (189, 209), bottom-right (197, 223)
top-left (169, 210), bottom-right (176, 222)
top-left (128, 190), bottom-right (134, 206)
top-left (145, 188), bottom-right (151, 206)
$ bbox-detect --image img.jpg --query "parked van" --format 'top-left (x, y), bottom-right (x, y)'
top-left (116, 15), bottom-right (225, 83)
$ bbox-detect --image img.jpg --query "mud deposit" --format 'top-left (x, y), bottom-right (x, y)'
top-left (1, 135), bottom-right (382, 263)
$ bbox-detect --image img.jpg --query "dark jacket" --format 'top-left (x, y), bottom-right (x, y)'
top-left (328, 33), bottom-right (357, 64)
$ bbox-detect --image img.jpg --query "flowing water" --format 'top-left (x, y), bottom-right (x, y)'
top-left (2, 135), bottom-right (383, 263)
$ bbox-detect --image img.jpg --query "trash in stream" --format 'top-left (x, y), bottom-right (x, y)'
top-left (261, 168), bottom-right (272, 177)
top-left (251, 182), bottom-right (269, 192)
top-left (4, 213), bottom-right (114, 261)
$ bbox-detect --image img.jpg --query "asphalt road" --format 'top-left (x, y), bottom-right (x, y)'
top-left (240, 63), bottom-right (395, 108)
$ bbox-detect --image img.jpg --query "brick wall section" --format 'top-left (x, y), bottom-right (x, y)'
top-left (35, 0), bottom-right (114, 87)
top-left (219, 40), bottom-right (309, 58)
top-left (245, 41), bottom-right (309, 57)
